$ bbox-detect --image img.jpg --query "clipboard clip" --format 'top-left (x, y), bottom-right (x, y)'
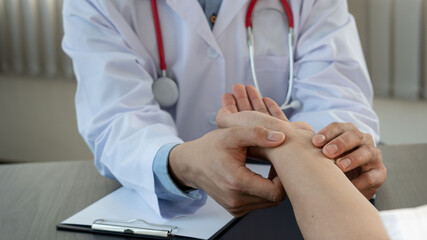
top-left (92, 218), bottom-right (178, 238)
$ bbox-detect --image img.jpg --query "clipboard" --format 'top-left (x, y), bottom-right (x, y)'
top-left (57, 163), bottom-right (271, 240)
top-left (57, 217), bottom-right (238, 240)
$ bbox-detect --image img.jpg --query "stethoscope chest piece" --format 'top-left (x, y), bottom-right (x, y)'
top-left (152, 76), bottom-right (179, 108)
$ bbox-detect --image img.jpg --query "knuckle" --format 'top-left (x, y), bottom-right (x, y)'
top-left (226, 197), bottom-right (242, 209)
top-left (227, 127), bottom-right (237, 136)
top-left (228, 208), bottom-right (240, 217)
top-left (227, 177), bottom-right (242, 193)
top-left (351, 150), bottom-right (362, 164)
top-left (366, 133), bottom-right (375, 145)
top-left (335, 122), bottom-right (345, 132)
top-left (364, 145), bottom-right (375, 161)
top-left (271, 189), bottom-right (283, 202)
top-left (365, 172), bottom-right (376, 186)
top-left (367, 145), bottom-right (379, 161)
top-left (339, 134), bottom-right (349, 145)
top-left (334, 136), bottom-right (346, 149)
top-left (225, 127), bottom-right (239, 141)
top-left (252, 126), bottom-right (264, 139)
top-left (352, 129), bottom-right (364, 142)
top-left (330, 122), bottom-right (340, 128)
top-left (326, 122), bottom-right (341, 136)
top-left (349, 122), bottom-right (357, 129)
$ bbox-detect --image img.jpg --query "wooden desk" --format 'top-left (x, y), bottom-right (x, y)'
top-left (0, 144), bottom-right (426, 240)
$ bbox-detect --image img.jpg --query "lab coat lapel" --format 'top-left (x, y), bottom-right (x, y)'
top-left (213, 0), bottom-right (248, 38)
top-left (166, 0), bottom-right (221, 53)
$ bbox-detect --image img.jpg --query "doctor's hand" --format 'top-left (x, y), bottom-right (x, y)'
top-left (312, 124), bottom-right (387, 199)
top-left (168, 126), bottom-right (286, 217)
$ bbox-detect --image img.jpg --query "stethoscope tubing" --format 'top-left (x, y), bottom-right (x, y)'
top-left (246, 0), bottom-right (299, 110)
top-left (282, 28), bottom-right (294, 108)
top-left (151, 0), bottom-right (167, 77)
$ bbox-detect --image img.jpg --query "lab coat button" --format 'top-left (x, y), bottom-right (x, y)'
top-left (206, 47), bottom-right (219, 58)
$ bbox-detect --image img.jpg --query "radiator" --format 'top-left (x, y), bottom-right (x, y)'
top-left (0, 0), bottom-right (426, 99)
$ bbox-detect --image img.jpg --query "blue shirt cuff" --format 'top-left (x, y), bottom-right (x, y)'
top-left (153, 143), bottom-right (203, 201)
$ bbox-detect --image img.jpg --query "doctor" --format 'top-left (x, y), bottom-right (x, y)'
top-left (62, 0), bottom-right (386, 218)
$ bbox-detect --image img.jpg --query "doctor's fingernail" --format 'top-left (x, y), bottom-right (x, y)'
top-left (268, 132), bottom-right (284, 142)
top-left (313, 134), bottom-right (326, 143)
top-left (338, 158), bottom-right (351, 169)
top-left (325, 144), bottom-right (337, 155)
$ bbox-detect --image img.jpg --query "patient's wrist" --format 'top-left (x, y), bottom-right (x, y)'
top-left (265, 131), bottom-right (318, 166)
top-left (265, 142), bottom-right (297, 165)
top-left (246, 120), bottom-right (317, 165)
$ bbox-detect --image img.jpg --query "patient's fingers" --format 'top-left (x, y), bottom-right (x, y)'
top-left (221, 93), bottom-right (238, 113)
top-left (232, 84), bottom-right (253, 111)
top-left (263, 97), bottom-right (289, 122)
top-left (246, 85), bottom-right (269, 114)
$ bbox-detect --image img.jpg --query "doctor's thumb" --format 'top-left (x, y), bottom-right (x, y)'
top-left (224, 127), bottom-right (285, 148)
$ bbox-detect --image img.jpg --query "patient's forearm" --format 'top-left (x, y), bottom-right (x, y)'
top-left (267, 139), bottom-right (388, 240)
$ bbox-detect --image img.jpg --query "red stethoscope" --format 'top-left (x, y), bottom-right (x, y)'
top-left (151, 0), bottom-right (300, 109)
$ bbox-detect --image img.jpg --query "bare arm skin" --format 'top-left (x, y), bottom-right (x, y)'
top-left (266, 127), bottom-right (388, 240)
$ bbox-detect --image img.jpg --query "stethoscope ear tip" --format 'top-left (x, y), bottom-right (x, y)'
top-left (280, 100), bottom-right (301, 110)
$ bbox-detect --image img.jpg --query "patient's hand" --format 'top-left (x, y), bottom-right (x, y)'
top-left (217, 84), bottom-right (313, 134)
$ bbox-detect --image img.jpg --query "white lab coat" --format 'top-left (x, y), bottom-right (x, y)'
top-left (62, 0), bottom-right (379, 217)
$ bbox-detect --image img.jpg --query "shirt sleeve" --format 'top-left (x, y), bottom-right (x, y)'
top-left (288, 0), bottom-right (379, 143)
top-left (153, 143), bottom-right (204, 200)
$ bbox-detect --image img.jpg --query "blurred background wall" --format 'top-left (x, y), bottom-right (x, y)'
top-left (0, 0), bottom-right (426, 163)
top-left (0, 0), bottom-right (91, 162)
